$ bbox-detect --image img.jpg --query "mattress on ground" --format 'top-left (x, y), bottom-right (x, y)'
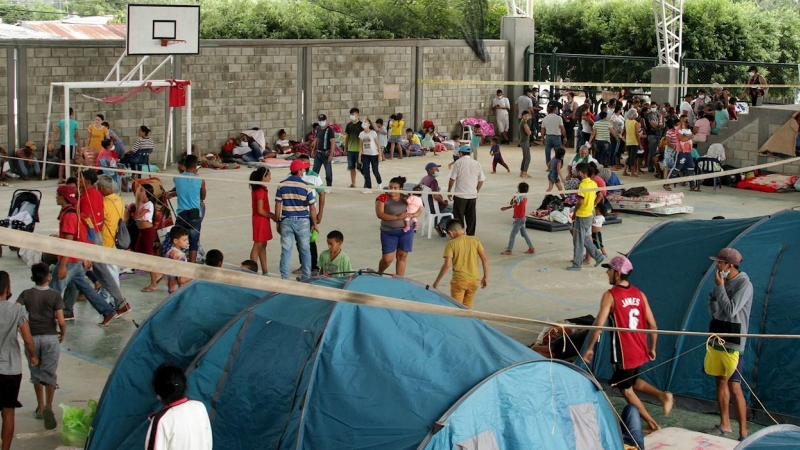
top-left (611, 197), bottom-right (683, 210)
top-left (645, 427), bottom-right (737, 450)
top-left (525, 214), bottom-right (622, 232)
top-left (736, 173), bottom-right (799, 193)
top-left (606, 191), bottom-right (684, 203)
top-left (618, 205), bottom-right (694, 216)
top-left (244, 158), bottom-right (292, 169)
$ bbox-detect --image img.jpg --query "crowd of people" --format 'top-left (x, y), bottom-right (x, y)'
top-left (0, 77), bottom-right (772, 447)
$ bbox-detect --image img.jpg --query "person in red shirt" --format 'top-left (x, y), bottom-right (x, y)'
top-left (73, 170), bottom-right (129, 317)
top-left (583, 256), bottom-right (673, 432)
top-left (500, 182), bottom-right (535, 255)
top-left (47, 184), bottom-right (117, 326)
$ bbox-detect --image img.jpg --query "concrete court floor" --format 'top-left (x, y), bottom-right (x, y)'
top-left (0, 143), bottom-right (798, 449)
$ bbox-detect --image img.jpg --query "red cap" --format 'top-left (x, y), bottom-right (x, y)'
top-left (56, 184), bottom-right (78, 205)
top-left (290, 159), bottom-right (310, 173)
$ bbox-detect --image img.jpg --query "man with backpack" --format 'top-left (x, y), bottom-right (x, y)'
top-left (311, 114), bottom-right (336, 189)
top-left (48, 185), bottom-right (117, 326)
top-left (95, 174), bottom-right (131, 317)
top-left (70, 170), bottom-right (129, 318)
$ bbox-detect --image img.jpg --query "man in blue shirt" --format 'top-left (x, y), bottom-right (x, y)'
top-left (274, 159), bottom-right (318, 279)
top-left (168, 155), bottom-right (206, 263)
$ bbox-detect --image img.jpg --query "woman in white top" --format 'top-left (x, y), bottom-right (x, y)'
top-left (568, 144), bottom-right (598, 178)
top-left (134, 183), bottom-right (162, 292)
top-left (358, 118), bottom-right (383, 193)
top-left (275, 129), bottom-right (292, 154)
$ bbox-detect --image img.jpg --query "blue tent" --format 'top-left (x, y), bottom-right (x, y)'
top-left (735, 424), bottom-right (800, 449)
top-left (89, 273), bottom-right (623, 449)
top-left (587, 210), bottom-right (800, 424)
top-left (419, 360), bottom-right (622, 449)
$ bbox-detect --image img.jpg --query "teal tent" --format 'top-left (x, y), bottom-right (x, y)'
top-left (587, 210), bottom-right (800, 424)
top-left (89, 274), bottom-right (624, 449)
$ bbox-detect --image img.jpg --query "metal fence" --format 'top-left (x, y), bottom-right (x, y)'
top-left (681, 59), bottom-right (800, 104)
top-left (523, 49), bottom-right (800, 104)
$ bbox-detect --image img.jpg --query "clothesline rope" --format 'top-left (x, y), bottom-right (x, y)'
top-left (1, 227), bottom-right (799, 341)
top-left (4, 153), bottom-right (800, 198)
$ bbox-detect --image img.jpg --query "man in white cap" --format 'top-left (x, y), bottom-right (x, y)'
top-left (583, 255), bottom-right (674, 432)
top-left (706, 247), bottom-right (753, 441)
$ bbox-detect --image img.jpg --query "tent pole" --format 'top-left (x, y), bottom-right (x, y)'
top-left (42, 84), bottom-right (54, 181)
top-left (64, 87), bottom-right (70, 179)
top-left (186, 84), bottom-right (192, 156)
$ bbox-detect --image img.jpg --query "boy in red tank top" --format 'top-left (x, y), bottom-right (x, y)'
top-left (583, 255), bottom-right (674, 432)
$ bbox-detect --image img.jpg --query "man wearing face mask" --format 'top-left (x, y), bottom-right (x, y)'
top-left (706, 247), bottom-right (753, 441)
top-left (311, 114), bottom-right (336, 189)
top-left (492, 90), bottom-right (511, 144)
top-left (743, 66), bottom-right (768, 107)
top-left (343, 108), bottom-right (363, 189)
top-left (645, 102), bottom-right (662, 173)
top-left (694, 89), bottom-right (708, 116)
top-left (419, 162), bottom-right (452, 237)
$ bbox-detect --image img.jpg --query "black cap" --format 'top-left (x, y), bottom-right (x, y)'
top-left (318, 114), bottom-right (327, 121)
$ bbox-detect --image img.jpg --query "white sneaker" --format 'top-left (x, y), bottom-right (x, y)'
top-left (324, 188), bottom-right (332, 194)
top-left (119, 267), bottom-right (134, 274)
top-left (362, 190), bottom-right (373, 194)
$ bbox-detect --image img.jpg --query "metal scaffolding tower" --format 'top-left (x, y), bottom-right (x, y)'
top-left (653, 0), bottom-right (684, 67)
top-left (504, 0), bottom-right (533, 18)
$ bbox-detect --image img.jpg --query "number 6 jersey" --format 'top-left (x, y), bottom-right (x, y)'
top-left (609, 284), bottom-right (650, 370)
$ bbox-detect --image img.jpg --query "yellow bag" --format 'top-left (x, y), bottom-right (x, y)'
top-left (704, 346), bottom-right (739, 378)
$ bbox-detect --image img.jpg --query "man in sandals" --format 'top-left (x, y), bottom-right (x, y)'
top-left (706, 248), bottom-right (753, 441)
top-left (583, 255), bottom-right (674, 432)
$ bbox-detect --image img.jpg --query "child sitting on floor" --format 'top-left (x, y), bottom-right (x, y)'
top-left (404, 185), bottom-right (424, 232)
top-left (318, 230), bottom-right (353, 277)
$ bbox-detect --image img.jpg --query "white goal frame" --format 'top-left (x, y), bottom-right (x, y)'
top-left (41, 79), bottom-right (192, 180)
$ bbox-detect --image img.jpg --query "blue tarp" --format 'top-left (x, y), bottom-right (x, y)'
top-left (91, 274), bottom-right (618, 449)
top-left (586, 210), bottom-right (800, 423)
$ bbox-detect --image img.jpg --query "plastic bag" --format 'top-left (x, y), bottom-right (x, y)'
top-left (59, 400), bottom-right (97, 447)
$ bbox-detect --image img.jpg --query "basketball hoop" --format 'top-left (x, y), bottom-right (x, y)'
top-left (160, 39), bottom-right (186, 47)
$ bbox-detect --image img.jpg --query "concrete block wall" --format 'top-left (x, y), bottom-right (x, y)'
top-left (22, 45), bottom-right (168, 161)
top-left (422, 44), bottom-right (507, 139)
top-left (7, 39), bottom-right (507, 166)
top-left (181, 45), bottom-right (299, 153)
top-left (310, 45), bottom-right (412, 130)
top-left (723, 121), bottom-right (760, 169)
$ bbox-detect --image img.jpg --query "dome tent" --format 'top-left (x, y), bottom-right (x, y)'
top-left (586, 210), bottom-right (800, 425)
top-left (88, 274), bottom-right (623, 449)
top-left (735, 424), bottom-right (800, 448)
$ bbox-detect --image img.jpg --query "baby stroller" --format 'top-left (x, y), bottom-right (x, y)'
top-left (0, 189), bottom-right (42, 257)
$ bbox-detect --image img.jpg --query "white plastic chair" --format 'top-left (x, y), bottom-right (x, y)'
top-left (420, 186), bottom-right (453, 239)
top-left (460, 120), bottom-right (473, 141)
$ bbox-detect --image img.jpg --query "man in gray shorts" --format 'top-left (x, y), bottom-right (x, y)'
top-left (16, 263), bottom-right (65, 430)
top-left (0, 271), bottom-right (38, 449)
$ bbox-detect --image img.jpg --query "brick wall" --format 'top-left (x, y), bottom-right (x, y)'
top-left (23, 46), bottom-right (167, 160)
top-left (180, 46), bottom-right (299, 153)
top-left (8, 39), bottom-right (507, 165)
top-left (310, 45), bottom-right (412, 128)
top-left (422, 44), bottom-right (507, 138)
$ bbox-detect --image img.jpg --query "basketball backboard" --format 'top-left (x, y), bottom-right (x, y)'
top-left (127, 4), bottom-right (200, 56)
